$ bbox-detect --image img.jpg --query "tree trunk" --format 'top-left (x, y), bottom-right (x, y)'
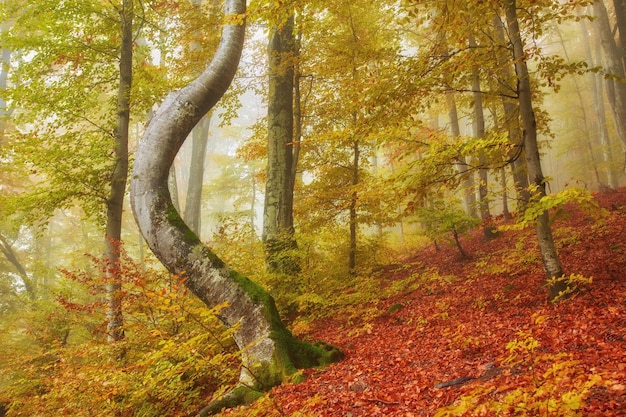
top-left (613, 0), bottom-right (626, 69)
top-left (505, 0), bottom-right (567, 301)
top-left (129, 1), bottom-right (341, 412)
top-left (469, 35), bottom-right (497, 239)
top-left (584, 12), bottom-right (620, 187)
top-left (105, 0), bottom-right (133, 343)
top-left (491, 14), bottom-right (530, 212)
top-left (263, 15), bottom-right (300, 275)
top-left (593, 0), bottom-right (626, 171)
top-left (184, 113), bottom-right (212, 236)
top-left (558, 22), bottom-right (604, 188)
top-left (446, 92), bottom-right (478, 218)
top-left (349, 139), bottom-right (359, 274)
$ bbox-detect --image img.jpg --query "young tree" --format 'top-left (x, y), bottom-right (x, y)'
top-left (105, 0), bottom-right (133, 344)
top-left (129, 0), bottom-right (342, 413)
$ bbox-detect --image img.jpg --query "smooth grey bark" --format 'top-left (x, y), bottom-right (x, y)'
top-left (184, 113), bottom-right (212, 235)
top-left (105, 0), bottom-right (133, 343)
top-left (263, 15), bottom-right (299, 275)
top-left (446, 92), bottom-right (478, 218)
top-left (469, 35), bottom-right (496, 239)
top-left (492, 14), bottom-right (530, 211)
top-left (505, 0), bottom-right (567, 301)
top-left (584, 14), bottom-right (620, 187)
top-left (593, 0), bottom-right (626, 171)
top-left (130, 1), bottom-right (341, 412)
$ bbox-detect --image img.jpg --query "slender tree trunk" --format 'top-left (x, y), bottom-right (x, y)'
top-left (492, 14), bottom-right (530, 212)
top-left (584, 12), bottom-right (620, 187)
top-left (349, 139), bottom-right (359, 273)
top-left (613, 0), bottom-right (626, 68)
top-left (469, 35), bottom-right (497, 238)
top-left (105, 0), bottom-right (133, 343)
top-left (505, 0), bottom-right (567, 301)
top-left (593, 0), bottom-right (626, 171)
top-left (184, 113), bottom-right (212, 235)
top-left (130, 2), bottom-right (341, 412)
top-left (263, 15), bottom-right (299, 275)
top-left (555, 24), bottom-right (601, 188)
top-left (446, 92), bottom-right (477, 218)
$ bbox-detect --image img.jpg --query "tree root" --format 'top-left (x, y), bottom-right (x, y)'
top-left (197, 385), bottom-right (263, 416)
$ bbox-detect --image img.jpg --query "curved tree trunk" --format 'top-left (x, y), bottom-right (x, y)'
top-left (129, 1), bottom-right (341, 413)
top-left (505, 0), bottom-right (567, 301)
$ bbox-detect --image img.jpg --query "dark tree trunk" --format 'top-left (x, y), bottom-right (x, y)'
top-left (105, 0), bottom-right (133, 343)
top-left (492, 14), bottom-right (530, 212)
top-left (263, 15), bottom-right (300, 275)
top-left (130, 2), bottom-right (341, 412)
top-left (505, 0), bottom-right (567, 301)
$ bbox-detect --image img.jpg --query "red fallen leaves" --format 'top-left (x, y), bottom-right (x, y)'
top-left (221, 188), bottom-right (626, 416)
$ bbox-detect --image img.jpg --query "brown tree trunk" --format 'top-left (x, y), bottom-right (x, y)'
top-left (505, 0), bottom-right (567, 301)
top-left (492, 14), bottom-right (530, 212)
top-left (105, 0), bottom-right (133, 343)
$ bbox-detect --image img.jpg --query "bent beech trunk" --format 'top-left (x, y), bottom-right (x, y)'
top-left (129, 0), bottom-right (342, 413)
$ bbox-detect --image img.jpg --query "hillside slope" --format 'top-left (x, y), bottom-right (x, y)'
top-left (221, 189), bottom-right (626, 416)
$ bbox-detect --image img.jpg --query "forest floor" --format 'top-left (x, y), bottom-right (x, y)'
top-left (221, 189), bottom-right (626, 417)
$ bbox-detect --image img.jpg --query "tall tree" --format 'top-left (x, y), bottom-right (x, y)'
top-left (129, 0), bottom-right (341, 413)
top-left (504, 0), bottom-right (567, 300)
top-left (105, 0), bottom-right (133, 344)
top-left (593, 0), bottom-right (626, 171)
top-left (263, 13), bottom-right (300, 275)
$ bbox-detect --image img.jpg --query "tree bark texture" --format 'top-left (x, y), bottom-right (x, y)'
top-left (263, 15), bottom-right (300, 275)
top-left (105, 0), bottom-right (133, 343)
top-left (130, 1), bottom-right (341, 411)
top-left (505, 0), bottom-right (566, 301)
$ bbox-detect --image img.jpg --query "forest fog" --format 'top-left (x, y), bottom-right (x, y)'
top-left (0, 0), bottom-right (625, 416)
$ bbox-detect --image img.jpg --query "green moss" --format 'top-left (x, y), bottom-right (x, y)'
top-left (229, 268), bottom-right (344, 389)
top-left (387, 303), bottom-right (404, 313)
top-left (197, 385), bottom-right (263, 416)
top-left (165, 203), bottom-right (201, 246)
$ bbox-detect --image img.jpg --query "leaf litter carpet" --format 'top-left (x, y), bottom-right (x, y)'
top-left (222, 189), bottom-right (626, 416)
